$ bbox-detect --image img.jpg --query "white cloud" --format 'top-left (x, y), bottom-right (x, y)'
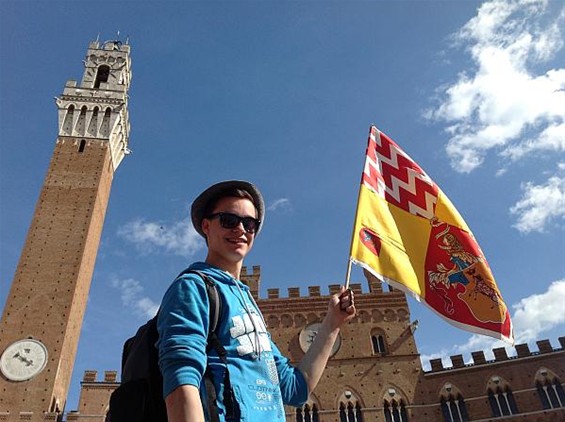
top-left (512, 279), bottom-right (565, 343)
top-left (118, 217), bottom-right (204, 257)
top-left (502, 122), bottom-right (565, 161)
top-left (427, 0), bottom-right (565, 173)
top-left (510, 175), bottom-right (565, 232)
top-left (111, 277), bottom-right (159, 319)
top-left (420, 279), bottom-right (565, 370)
top-left (267, 198), bottom-right (292, 212)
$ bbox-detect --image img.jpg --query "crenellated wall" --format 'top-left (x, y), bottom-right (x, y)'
top-left (66, 371), bottom-right (118, 422)
top-left (427, 337), bottom-right (565, 373)
top-left (414, 337), bottom-right (565, 421)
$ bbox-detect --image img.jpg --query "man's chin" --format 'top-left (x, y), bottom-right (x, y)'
top-left (225, 247), bottom-right (249, 261)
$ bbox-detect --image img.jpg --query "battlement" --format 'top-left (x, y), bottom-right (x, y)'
top-left (240, 265), bottom-right (261, 299)
top-left (426, 337), bottom-right (565, 373)
top-left (88, 39), bottom-right (131, 53)
top-left (265, 283), bottom-right (367, 299)
top-left (81, 370), bottom-right (118, 384)
top-left (252, 265), bottom-right (400, 300)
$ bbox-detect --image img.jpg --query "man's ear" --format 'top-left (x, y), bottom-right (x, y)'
top-left (201, 218), bottom-right (210, 237)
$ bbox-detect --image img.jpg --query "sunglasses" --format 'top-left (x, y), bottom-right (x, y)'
top-left (207, 212), bottom-right (261, 234)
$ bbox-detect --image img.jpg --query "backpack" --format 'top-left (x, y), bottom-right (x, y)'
top-left (108, 269), bottom-right (232, 422)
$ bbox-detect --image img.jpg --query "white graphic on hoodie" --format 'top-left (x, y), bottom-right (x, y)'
top-left (230, 312), bottom-right (272, 356)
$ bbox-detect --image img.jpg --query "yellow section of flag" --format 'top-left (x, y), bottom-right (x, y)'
top-left (351, 184), bottom-right (428, 295)
top-left (349, 126), bottom-right (513, 343)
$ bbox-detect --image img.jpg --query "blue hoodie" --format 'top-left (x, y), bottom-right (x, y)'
top-left (157, 262), bottom-right (308, 421)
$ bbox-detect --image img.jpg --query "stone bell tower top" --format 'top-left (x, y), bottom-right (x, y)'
top-left (55, 38), bottom-right (132, 170)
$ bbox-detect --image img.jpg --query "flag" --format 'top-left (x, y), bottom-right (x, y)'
top-left (349, 126), bottom-right (513, 343)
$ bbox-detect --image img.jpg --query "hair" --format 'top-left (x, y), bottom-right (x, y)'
top-left (203, 188), bottom-right (258, 219)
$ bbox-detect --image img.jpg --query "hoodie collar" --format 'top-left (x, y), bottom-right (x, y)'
top-left (189, 261), bottom-right (250, 290)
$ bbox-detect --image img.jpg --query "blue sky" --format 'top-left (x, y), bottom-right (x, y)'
top-left (1, 0), bottom-right (564, 414)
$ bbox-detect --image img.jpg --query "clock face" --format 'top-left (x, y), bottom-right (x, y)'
top-left (0, 339), bottom-right (48, 381)
top-left (299, 322), bottom-right (342, 356)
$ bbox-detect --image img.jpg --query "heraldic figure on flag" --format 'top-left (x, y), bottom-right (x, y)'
top-left (348, 126), bottom-right (513, 343)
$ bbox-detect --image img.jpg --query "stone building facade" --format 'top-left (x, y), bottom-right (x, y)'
top-left (68, 267), bottom-right (564, 421)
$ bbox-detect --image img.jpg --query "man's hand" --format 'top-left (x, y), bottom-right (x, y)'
top-left (325, 286), bottom-right (356, 331)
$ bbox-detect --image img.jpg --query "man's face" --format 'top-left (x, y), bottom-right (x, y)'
top-left (202, 196), bottom-right (257, 268)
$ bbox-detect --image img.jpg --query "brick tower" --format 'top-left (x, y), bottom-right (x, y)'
top-left (0, 39), bottom-right (132, 421)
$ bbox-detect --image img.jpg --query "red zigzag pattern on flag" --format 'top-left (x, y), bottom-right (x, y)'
top-left (362, 128), bottom-right (439, 219)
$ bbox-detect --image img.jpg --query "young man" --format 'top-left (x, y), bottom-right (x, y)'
top-left (157, 180), bottom-right (355, 421)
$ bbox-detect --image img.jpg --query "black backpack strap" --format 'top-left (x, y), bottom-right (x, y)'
top-left (175, 269), bottom-right (222, 345)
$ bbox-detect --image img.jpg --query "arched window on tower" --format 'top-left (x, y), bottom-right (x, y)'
top-left (74, 106), bottom-right (87, 136)
top-left (371, 328), bottom-right (387, 354)
top-left (372, 335), bottom-right (386, 354)
top-left (87, 106), bottom-right (99, 137)
top-left (296, 400), bottom-right (319, 422)
top-left (535, 368), bottom-right (565, 409)
top-left (49, 398), bottom-right (60, 413)
top-left (487, 376), bottom-right (518, 417)
top-left (99, 107), bottom-right (112, 137)
top-left (383, 388), bottom-right (408, 422)
top-left (439, 382), bottom-right (469, 422)
top-left (296, 407), bottom-right (303, 422)
top-left (62, 104), bottom-right (75, 135)
top-left (355, 402), bottom-right (362, 421)
top-left (338, 390), bottom-right (363, 422)
top-left (440, 394), bottom-right (469, 422)
top-left (94, 65), bottom-right (110, 89)
top-left (339, 402), bottom-right (347, 422)
top-left (383, 399), bottom-right (407, 422)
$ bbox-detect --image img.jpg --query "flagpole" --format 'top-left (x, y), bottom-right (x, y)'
top-left (345, 125), bottom-right (375, 289)
top-left (345, 258), bottom-right (353, 289)
top-left (345, 185), bottom-right (362, 289)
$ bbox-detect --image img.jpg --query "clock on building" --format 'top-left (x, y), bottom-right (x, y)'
top-left (0, 339), bottom-right (48, 382)
top-left (299, 322), bottom-right (342, 356)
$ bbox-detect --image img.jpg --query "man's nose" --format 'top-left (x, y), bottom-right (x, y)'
top-left (231, 221), bottom-right (245, 232)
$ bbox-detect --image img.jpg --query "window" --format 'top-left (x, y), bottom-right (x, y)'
top-left (94, 65), bottom-right (110, 88)
top-left (337, 390), bottom-right (363, 422)
top-left (372, 334), bottom-right (386, 353)
top-left (488, 386), bottom-right (518, 417)
top-left (99, 108), bottom-right (112, 137)
top-left (62, 105), bottom-right (75, 135)
top-left (535, 368), bottom-right (564, 410)
top-left (339, 401), bottom-right (362, 422)
top-left (78, 139), bottom-right (86, 153)
top-left (296, 403), bottom-right (319, 422)
top-left (371, 329), bottom-right (387, 354)
top-left (537, 379), bottom-right (565, 409)
top-left (383, 399), bottom-right (407, 422)
top-left (440, 383), bottom-right (468, 422)
top-left (87, 107), bottom-right (99, 136)
top-left (441, 394), bottom-right (469, 422)
top-left (75, 106), bottom-right (87, 136)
